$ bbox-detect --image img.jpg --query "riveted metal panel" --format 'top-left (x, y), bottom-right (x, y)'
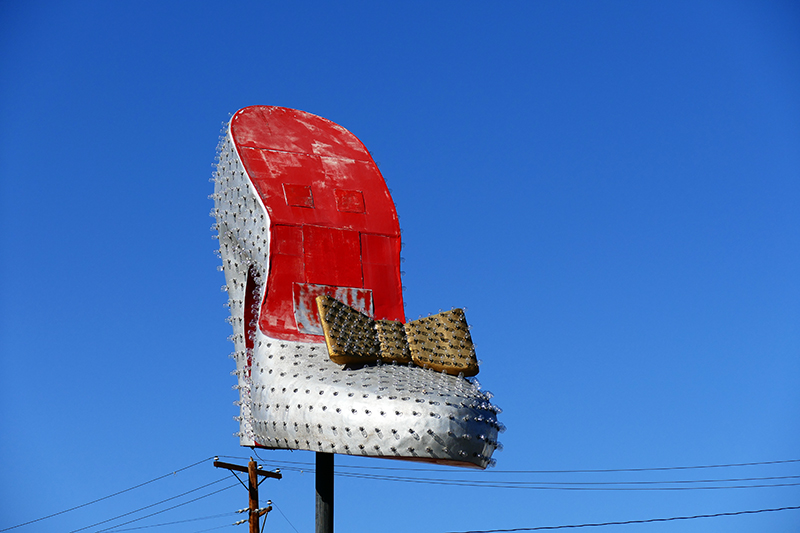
top-left (213, 106), bottom-right (503, 468)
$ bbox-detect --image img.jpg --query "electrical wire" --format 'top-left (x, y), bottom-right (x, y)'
top-left (253, 462), bottom-right (800, 487)
top-left (445, 504), bottom-right (800, 532)
top-left (342, 473), bottom-right (800, 486)
top-left (244, 454), bottom-right (800, 474)
top-left (484, 458), bottom-right (800, 475)
top-left (333, 471), bottom-right (800, 491)
top-left (186, 525), bottom-right (233, 533)
top-left (94, 512), bottom-right (236, 532)
top-left (67, 479), bottom-right (234, 533)
top-left (88, 483), bottom-right (237, 533)
top-left (245, 453), bottom-right (800, 489)
top-left (0, 457), bottom-right (214, 532)
top-left (5, 452), bottom-right (796, 533)
top-left (272, 502), bottom-right (301, 533)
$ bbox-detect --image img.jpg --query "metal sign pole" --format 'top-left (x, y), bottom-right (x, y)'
top-left (315, 452), bottom-right (334, 533)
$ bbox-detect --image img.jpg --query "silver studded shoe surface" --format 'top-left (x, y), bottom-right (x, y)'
top-left (212, 107), bottom-right (503, 468)
top-left (245, 335), bottom-right (501, 466)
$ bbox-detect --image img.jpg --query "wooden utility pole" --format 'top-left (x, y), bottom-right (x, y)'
top-left (215, 458), bottom-right (281, 533)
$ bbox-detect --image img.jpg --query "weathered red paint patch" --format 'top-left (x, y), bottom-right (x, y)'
top-left (232, 106), bottom-right (406, 341)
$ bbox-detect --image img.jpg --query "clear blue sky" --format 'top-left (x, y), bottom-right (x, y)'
top-left (1, 1), bottom-right (799, 532)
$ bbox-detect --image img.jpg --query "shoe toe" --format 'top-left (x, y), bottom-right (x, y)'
top-left (247, 337), bottom-right (501, 468)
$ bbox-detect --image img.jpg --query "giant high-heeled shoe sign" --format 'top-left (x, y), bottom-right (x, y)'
top-left (212, 106), bottom-right (503, 468)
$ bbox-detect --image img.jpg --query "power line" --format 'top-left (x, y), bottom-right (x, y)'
top-left (272, 502), bottom-right (301, 533)
top-left (256, 462), bottom-right (800, 487)
top-left (494, 458), bottom-right (800, 474)
top-left (246, 452), bottom-right (800, 489)
top-left (187, 525), bottom-right (233, 533)
top-left (88, 483), bottom-right (238, 533)
top-left (446, 504), bottom-right (800, 532)
top-left (0, 457), bottom-right (214, 532)
top-left (98, 512), bottom-right (237, 532)
top-left (245, 453), bottom-right (800, 489)
top-left (334, 471), bottom-right (800, 491)
top-left (244, 454), bottom-right (800, 475)
top-left (66, 478), bottom-right (233, 533)
top-left (341, 473), bottom-right (800, 486)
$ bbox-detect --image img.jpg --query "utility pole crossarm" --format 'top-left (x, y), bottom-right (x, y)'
top-left (214, 460), bottom-right (282, 479)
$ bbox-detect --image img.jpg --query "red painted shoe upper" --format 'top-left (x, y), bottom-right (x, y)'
top-left (230, 106), bottom-right (405, 342)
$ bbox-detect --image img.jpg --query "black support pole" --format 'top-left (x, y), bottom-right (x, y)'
top-left (315, 452), bottom-right (334, 533)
